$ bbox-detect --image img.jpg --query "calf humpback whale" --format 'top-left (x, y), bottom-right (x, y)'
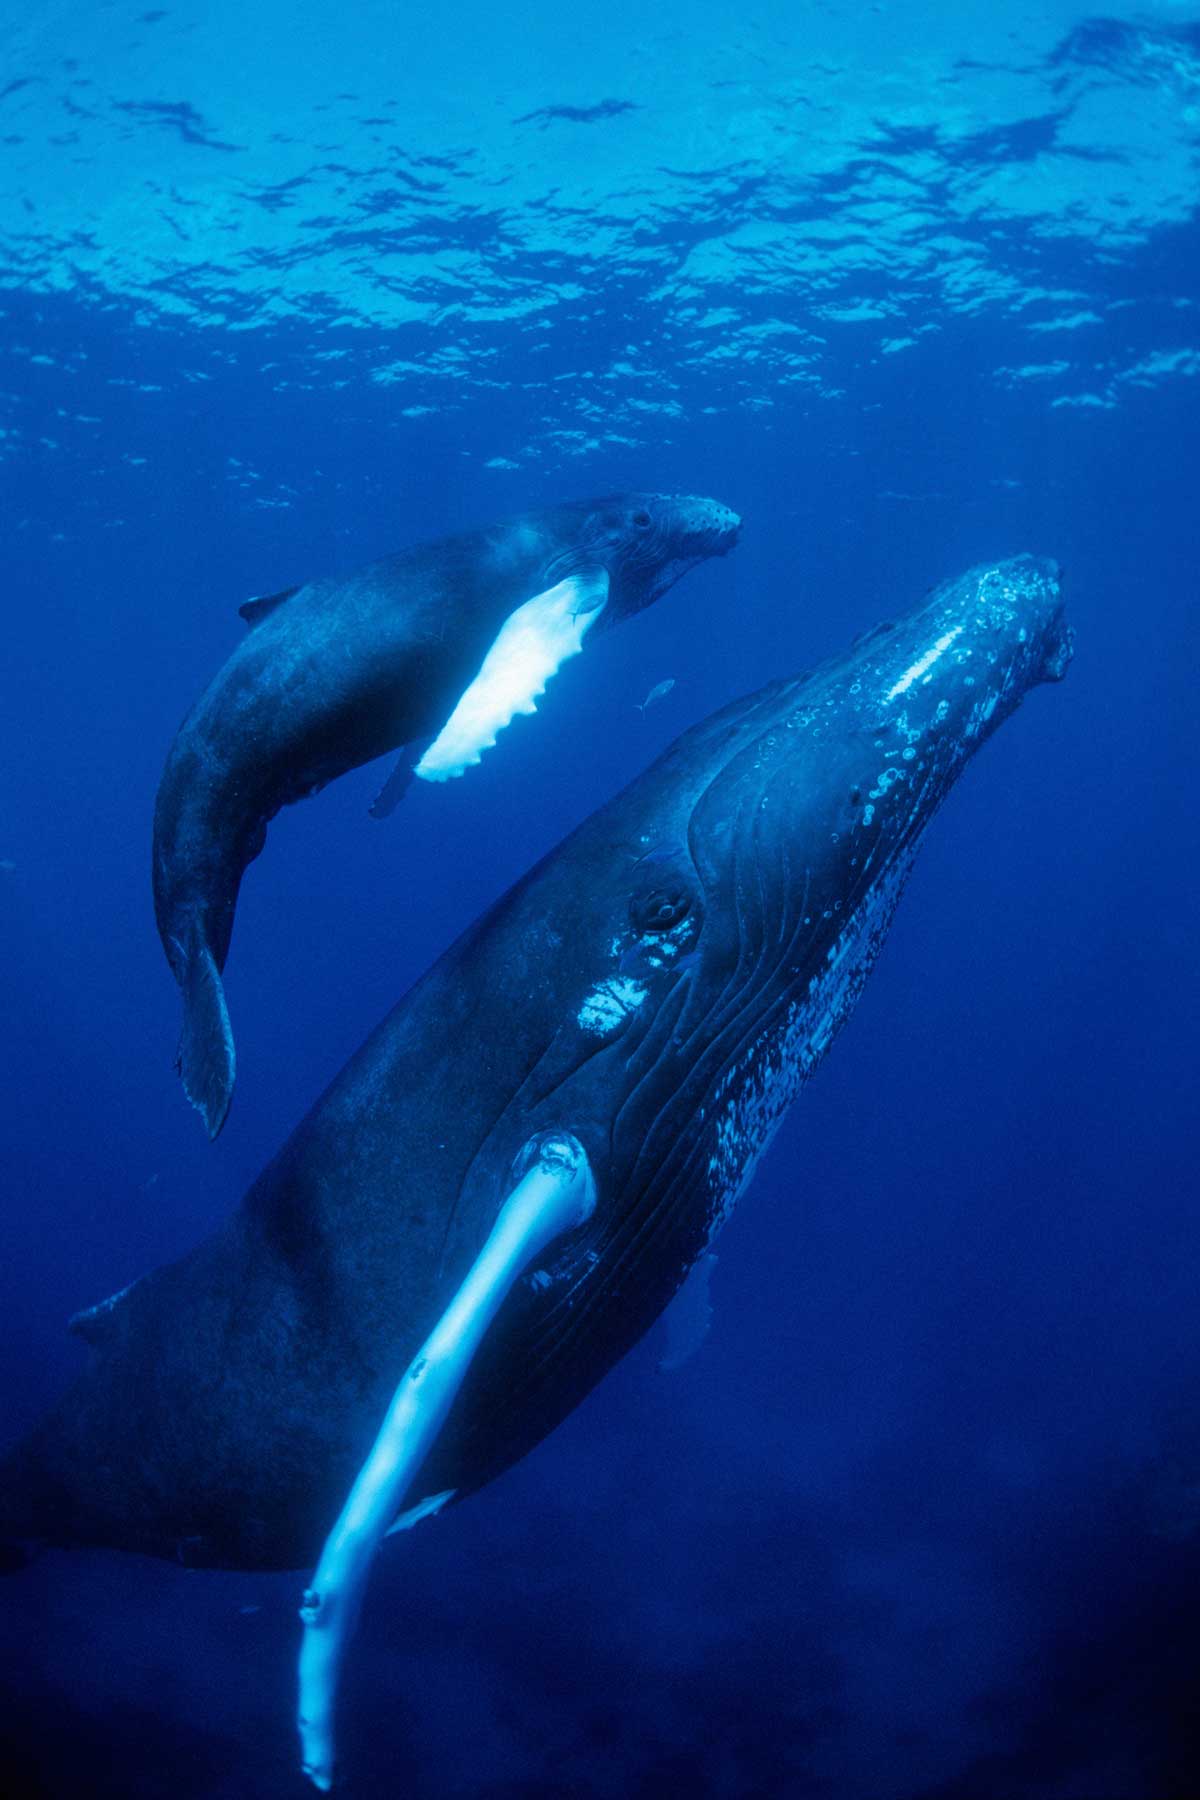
top-left (152, 493), bottom-right (741, 1139)
top-left (5, 556), bottom-right (1071, 1788)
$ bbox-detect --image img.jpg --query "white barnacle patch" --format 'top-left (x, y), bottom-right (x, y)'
top-left (636, 916), bottom-right (694, 970)
top-left (958, 654), bottom-right (1023, 745)
top-left (654, 932), bottom-right (686, 961)
top-left (891, 708), bottom-right (923, 749)
top-left (868, 766), bottom-right (904, 800)
top-left (885, 625), bottom-right (963, 702)
top-left (577, 975), bottom-right (647, 1035)
top-left (416, 569), bottom-right (609, 782)
top-left (611, 912), bottom-right (699, 982)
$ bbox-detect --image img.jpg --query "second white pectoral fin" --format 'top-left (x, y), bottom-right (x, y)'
top-left (415, 569), bottom-right (609, 783)
top-left (296, 1132), bottom-right (597, 1793)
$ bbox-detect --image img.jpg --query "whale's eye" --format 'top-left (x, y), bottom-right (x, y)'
top-left (632, 510), bottom-right (652, 529)
top-left (630, 885), bottom-right (691, 933)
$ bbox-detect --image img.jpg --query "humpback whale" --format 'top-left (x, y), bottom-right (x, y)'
top-left (152, 493), bottom-right (741, 1140)
top-left (4, 556), bottom-right (1071, 1788)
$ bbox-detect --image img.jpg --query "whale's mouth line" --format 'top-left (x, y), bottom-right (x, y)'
top-left (541, 505), bottom-right (740, 594)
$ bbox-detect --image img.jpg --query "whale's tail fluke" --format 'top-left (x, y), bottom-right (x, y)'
top-left (176, 928), bottom-right (236, 1140)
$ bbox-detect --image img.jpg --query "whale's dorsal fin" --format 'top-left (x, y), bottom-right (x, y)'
top-left (239, 584), bottom-right (300, 628)
top-left (415, 568), bottom-right (609, 783)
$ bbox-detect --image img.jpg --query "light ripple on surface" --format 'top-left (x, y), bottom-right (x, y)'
top-left (0, 1), bottom-right (1198, 462)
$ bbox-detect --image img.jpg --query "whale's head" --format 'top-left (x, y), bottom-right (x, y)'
top-left (549, 491), bottom-right (740, 616)
top-left (680, 554), bottom-right (1074, 908)
top-left (435, 557), bottom-right (1073, 1454)
top-left (613, 558), bottom-right (1073, 1064)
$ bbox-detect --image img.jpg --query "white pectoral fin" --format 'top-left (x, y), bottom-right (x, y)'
top-left (296, 1132), bottom-right (597, 1793)
top-left (415, 569), bottom-right (609, 783)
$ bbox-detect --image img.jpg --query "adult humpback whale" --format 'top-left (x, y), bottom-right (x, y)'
top-left (4, 557), bottom-right (1071, 1788)
top-left (153, 492), bottom-right (740, 1140)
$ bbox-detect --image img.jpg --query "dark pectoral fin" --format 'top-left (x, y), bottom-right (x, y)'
top-left (368, 744), bottom-right (429, 820)
top-left (239, 585), bottom-right (300, 628)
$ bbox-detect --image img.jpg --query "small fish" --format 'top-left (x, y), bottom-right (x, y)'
top-left (239, 1604), bottom-right (262, 1616)
top-left (633, 843), bottom-right (683, 868)
top-left (636, 678), bottom-right (675, 714)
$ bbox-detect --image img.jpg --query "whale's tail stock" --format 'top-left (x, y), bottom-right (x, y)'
top-left (0, 1424), bottom-right (51, 1571)
top-left (0, 1534), bottom-right (34, 1574)
top-left (174, 922), bottom-right (236, 1140)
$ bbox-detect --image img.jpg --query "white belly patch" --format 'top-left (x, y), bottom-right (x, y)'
top-left (415, 569), bottom-right (609, 782)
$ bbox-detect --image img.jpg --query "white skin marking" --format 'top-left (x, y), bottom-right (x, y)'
top-left (885, 626), bottom-right (963, 702)
top-left (416, 570), bottom-right (610, 781)
top-left (577, 976), bottom-right (647, 1034)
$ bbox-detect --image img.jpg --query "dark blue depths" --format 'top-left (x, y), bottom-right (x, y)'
top-left (2, 26), bottom-right (1200, 1800)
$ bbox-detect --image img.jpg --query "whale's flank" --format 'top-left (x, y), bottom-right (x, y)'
top-left (176, 928), bottom-right (236, 1139)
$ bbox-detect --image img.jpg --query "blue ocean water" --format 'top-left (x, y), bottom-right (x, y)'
top-left (2, 1), bottom-right (1199, 1794)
